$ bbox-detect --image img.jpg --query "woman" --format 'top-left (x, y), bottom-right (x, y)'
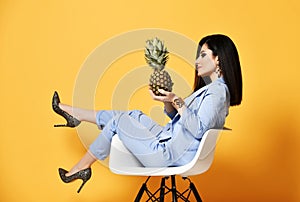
top-left (53, 34), bottom-right (242, 193)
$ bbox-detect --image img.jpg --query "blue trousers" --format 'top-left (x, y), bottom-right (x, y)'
top-left (89, 110), bottom-right (173, 167)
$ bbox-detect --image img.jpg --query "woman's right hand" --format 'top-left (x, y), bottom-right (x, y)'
top-left (149, 89), bottom-right (176, 103)
top-left (149, 89), bottom-right (177, 114)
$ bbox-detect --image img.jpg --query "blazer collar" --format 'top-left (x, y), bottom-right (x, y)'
top-left (187, 77), bottom-right (225, 104)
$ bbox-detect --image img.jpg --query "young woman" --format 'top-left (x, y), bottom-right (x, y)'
top-left (53, 34), bottom-right (242, 193)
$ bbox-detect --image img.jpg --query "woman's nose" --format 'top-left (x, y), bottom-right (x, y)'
top-left (195, 58), bottom-right (200, 66)
top-left (195, 56), bottom-right (201, 63)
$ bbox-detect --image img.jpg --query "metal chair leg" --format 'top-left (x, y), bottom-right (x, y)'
top-left (159, 177), bottom-right (166, 202)
top-left (182, 177), bottom-right (203, 202)
top-left (134, 177), bottom-right (151, 202)
top-left (171, 175), bottom-right (178, 202)
top-left (190, 182), bottom-right (202, 202)
top-left (134, 176), bottom-right (203, 202)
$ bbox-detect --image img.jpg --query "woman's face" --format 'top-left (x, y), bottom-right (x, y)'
top-left (195, 44), bottom-right (219, 81)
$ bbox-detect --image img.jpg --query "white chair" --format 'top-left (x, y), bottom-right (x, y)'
top-left (109, 128), bottom-right (230, 202)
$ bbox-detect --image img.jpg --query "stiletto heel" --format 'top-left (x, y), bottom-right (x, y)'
top-left (77, 179), bottom-right (88, 193)
top-left (54, 124), bottom-right (69, 127)
top-left (52, 91), bottom-right (81, 128)
top-left (58, 167), bottom-right (92, 193)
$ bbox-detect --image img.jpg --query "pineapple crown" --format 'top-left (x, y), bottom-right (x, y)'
top-left (144, 37), bottom-right (169, 71)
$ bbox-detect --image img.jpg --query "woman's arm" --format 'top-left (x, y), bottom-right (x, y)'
top-left (163, 101), bottom-right (177, 119)
top-left (164, 101), bottom-right (176, 114)
top-left (171, 97), bottom-right (186, 116)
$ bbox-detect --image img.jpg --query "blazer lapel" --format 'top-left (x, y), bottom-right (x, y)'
top-left (185, 85), bottom-right (209, 107)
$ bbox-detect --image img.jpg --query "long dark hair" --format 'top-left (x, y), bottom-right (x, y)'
top-left (193, 34), bottom-right (243, 106)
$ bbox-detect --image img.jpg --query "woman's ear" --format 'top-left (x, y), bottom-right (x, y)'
top-left (215, 56), bottom-right (219, 66)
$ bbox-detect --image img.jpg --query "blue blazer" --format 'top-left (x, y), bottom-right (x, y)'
top-left (160, 77), bottom-right (230, 166)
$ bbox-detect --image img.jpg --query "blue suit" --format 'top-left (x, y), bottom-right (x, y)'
top-left (89, 78), bottom-right (230, 167)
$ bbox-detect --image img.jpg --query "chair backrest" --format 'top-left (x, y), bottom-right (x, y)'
top-left (181, 128), bottom-right (226, 176)
top-left (199, 129), bottom-right (222, 160)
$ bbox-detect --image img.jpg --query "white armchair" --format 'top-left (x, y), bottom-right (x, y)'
top-left (109, 128), bottom-right (230, 201)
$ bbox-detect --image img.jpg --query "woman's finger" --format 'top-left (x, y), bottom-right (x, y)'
top-left (158, 89), bottom-right (169, 95)
top-left (149, 90), bottom-right (165, 101)
top-left (149, 89), bottom-right (155, 97)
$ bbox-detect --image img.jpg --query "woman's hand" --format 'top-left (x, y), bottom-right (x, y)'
top-left (149, 88), bottom-right (186, 116)
top-left (149, 89), bottom-right (177, 115)
top-left (149, 89), bottom-right (177, 103)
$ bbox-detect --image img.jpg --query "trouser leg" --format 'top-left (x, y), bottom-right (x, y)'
top-left (95, 110), bottom-right (126, 129)
top-left (89, 110), bottom-right (169, 166)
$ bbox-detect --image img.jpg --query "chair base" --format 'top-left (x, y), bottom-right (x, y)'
top-left (134, 175), bottom-right (202, 202)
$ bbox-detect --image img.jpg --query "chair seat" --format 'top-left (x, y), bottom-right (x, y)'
top-left (109, 129), bottom-right (226, 177)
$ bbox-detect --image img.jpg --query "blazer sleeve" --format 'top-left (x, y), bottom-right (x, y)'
top-left (179, 83), bottom-right (229, 139)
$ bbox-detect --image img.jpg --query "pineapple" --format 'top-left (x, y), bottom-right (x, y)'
top-left (144, 37), bottom-right (173, 96)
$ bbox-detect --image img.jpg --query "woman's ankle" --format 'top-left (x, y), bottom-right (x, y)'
top-left (59, 104), bottom-right (81, 121)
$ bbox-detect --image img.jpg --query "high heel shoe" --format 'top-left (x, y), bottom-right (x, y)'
top-left (58, 167), bottom-right (92, 193)
top-left (52, 91), bottom-right (81, 127)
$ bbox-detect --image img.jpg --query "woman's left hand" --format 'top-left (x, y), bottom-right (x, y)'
top-left (149, 89), bottom-right (177, 103)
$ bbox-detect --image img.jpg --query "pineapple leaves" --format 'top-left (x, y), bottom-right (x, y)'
top-left (144, 37), bottom-right (169, 70)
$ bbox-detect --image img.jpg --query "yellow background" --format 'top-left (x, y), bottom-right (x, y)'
top-left (1, 0), bottom-right (300, 201)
